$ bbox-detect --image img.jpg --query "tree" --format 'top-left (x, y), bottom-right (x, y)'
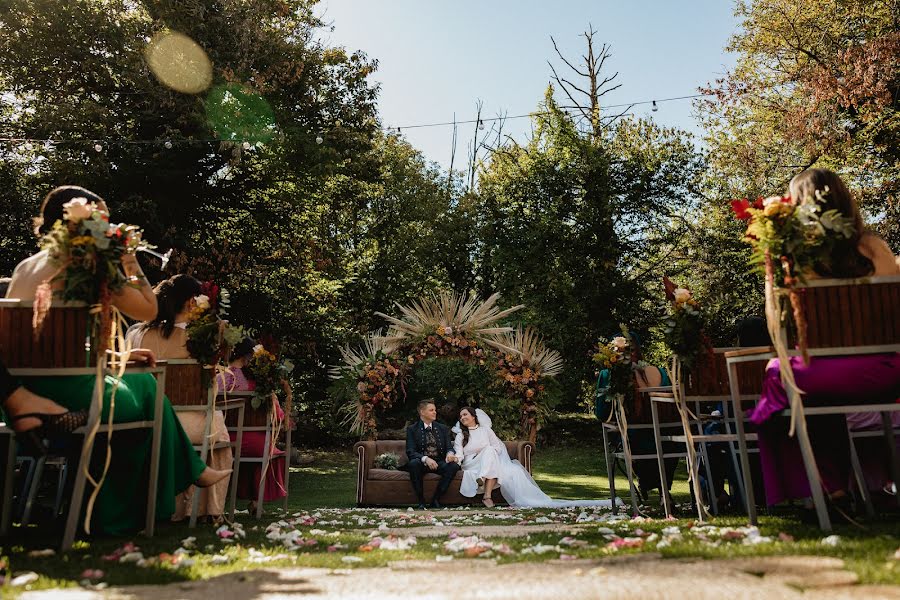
top-left (699, 0), bottom-right (900, 246)
top-left (475, 72), bottom-right (703, 406)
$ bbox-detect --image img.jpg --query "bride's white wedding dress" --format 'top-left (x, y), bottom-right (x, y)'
top-left (452, 409), bottom-right (616, 508)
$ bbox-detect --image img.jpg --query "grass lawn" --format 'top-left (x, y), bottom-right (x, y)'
top-left (2, 444), bottom-right (899, 596)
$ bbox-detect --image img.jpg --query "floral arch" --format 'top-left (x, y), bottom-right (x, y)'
top-left (329, 292), bottom-right (563, 441)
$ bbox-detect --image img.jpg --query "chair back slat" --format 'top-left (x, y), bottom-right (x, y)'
top-left (164, 362), bottom-right (207, 405)
top-left (223, 395), bottom-right (271, 428)
top-left (683, 349), bottom-right (734, 398)
top-left (0, 304), bottom-right (96, 368)
top-left (794, 278), bottom-right (900, 349)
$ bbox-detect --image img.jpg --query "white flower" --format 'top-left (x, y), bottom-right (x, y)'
top-left (762, 195), bottom-right (783, 207)
top-left (253, 344), bottom-right (265, 355)
top-left (62, 197), bottom-right (95, 223)
top-left (442, 326), bottom-right (453, 336)
top-left (194, 294), bottom-right (210, 310)
top-left (673, 288), bottom-right (691, 303)
top-left (612, 337), bottom-right (627, 350)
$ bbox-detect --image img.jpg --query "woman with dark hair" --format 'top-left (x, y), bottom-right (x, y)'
top-left (747, 169), bottom-right (900, 518)
top-left (6, 186), bottom-right (230, 534)
top-left (129, 274), bottom-right (233, 523)
top-left (217, 338), bottom-right (287, 515)
top-left (454, 406), bottom-right (614, 508)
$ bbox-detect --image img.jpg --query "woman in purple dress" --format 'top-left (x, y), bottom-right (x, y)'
top-left (747, 169), bottom-right (900, 518)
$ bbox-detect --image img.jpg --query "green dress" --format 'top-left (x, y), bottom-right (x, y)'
top-left (23, 373), bottom-right (207, 535)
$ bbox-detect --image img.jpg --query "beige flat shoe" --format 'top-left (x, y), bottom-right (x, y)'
top-left (482, 498), bottom-right (495, 508)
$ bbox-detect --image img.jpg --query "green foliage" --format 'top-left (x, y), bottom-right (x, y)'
top-left (475, 90), bottom-right (704, 407)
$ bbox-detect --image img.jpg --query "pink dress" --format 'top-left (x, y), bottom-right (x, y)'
top-left (219, 368), bottom-right (287, 502)
top-left (748, 354), bottom-right (900, 506)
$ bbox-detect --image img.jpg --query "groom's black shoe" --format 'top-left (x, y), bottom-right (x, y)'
top-left (417, 503), bottom-right (427, 510)
top-left (429, 498), bottom-right (443, 509)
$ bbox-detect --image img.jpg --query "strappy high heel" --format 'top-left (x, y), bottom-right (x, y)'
top-left (6, 410), bottom-right (88, 456)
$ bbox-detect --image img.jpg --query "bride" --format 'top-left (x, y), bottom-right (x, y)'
top-left (452, 406), bottom-right (616, 509)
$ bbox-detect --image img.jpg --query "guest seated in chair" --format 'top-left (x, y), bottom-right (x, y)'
top-left (403, 400), bottom-right (459, 509)
top-left (747, 169), bottom-right (900, 520)
top-left (128, 274), bottom-right (233, 524)
top-left (6, 185), bottom-right (230, 534)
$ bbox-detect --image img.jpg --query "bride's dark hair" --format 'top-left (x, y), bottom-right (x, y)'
top-left (459, 406), bottom-right (479, 447)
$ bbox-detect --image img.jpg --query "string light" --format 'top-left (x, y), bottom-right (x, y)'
top-left (0, 92), bottom-right (712, 147)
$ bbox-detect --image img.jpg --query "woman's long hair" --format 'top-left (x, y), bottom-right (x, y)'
top-left (459, 406), bottom-right (479, 447)
top-left (35, 185), bottom-right (105, 236)
top-left (141, 274), bottom-right (201, 338)
top-left (789, 168), bottom-right (874, 278)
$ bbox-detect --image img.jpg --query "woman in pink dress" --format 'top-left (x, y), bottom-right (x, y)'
top-left (220, 338), bottom-right (287, 514)
top-left (747, 169), bottom-right (900, 519)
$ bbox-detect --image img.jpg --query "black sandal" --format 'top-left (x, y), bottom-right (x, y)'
top-left (7, 410), bottom-right (88, 456)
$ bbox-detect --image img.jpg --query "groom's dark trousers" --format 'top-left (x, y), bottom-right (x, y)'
top-left (405, 420), bottom-right (460, 504)
top-left (407, 458), bottom-right (459, 504)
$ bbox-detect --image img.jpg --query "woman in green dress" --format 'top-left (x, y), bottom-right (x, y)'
top-left (5, 185), bottom-right (230, 535)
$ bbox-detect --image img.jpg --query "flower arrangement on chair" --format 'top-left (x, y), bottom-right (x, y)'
top-left (246, 342), bottom-right (294, 409)
top-left (185, 281), bottom-right (243, 387)
top-left (592, 326), bottom-right (639, 421)
top-left (34, 197), bottom-right (153, 343)
top-left (732, 188), bottom-right (856, 363)
top-left (660, 277), bottom-right (711, 371)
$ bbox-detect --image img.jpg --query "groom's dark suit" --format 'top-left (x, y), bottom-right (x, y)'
top-left (405, 419), bottom-right (460, 507)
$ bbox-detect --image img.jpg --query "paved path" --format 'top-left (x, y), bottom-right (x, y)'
top-left (20, 555), bottom-right (900, 600)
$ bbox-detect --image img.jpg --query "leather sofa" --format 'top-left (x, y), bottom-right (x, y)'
top-left (353, 439), bottom-right (535, 506)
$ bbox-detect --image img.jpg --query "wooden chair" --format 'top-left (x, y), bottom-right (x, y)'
top-left (728, 275), bottom-right (900, 531)
top-left (0, 300), bottom-right (165, 550)
top-left (223, 390), bottom-right (290, 518)
top-left (164, 359), bottom-right (245, 526)
top-left (600, 386), bottom-right (686, 515)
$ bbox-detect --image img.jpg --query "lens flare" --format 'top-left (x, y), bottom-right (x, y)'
top-left (145, 31), bottom-right (213, 94)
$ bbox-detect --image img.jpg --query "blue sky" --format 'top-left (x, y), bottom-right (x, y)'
top-left (317, 1), bottom-right (739, 170)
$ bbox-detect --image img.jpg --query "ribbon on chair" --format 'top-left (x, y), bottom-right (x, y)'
top-left (764, 253), bottom-right (806, 436)
top-left (81, 301), bottom-right (131, 534)
top-left (667, 357), bottom-right (711, 521)
top-left (610, 392), bottom-right (640, 513)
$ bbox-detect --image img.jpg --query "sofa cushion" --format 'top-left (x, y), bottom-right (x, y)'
top-left (369, 469), bottom-right (410, 481)
top-left (369, 468), bottom-right (464, 481)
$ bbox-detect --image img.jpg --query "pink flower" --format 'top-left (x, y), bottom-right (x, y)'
top-left (62, 197), bottom-right (95, 223)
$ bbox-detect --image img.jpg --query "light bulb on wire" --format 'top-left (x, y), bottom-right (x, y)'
top-left (478, 119), bottom-right (485, 130)
top-left (94, 143), bottom-right (103, 152)
top-left (651, 101), bottom-right (658, 113)
top-left (315, 135), bottom-right (324, 145)
top-left (164, 140), bottom-right (173, 149)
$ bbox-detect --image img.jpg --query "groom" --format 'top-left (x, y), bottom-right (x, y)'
top-left (405, 400), bottom-right (460, 509)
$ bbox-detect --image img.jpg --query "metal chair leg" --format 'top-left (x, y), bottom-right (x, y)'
top-left (1, 432), bottom-right (16, 536)
top-left (256, 428), bottom-right (271, 519)
top-left (601, 424), bottom-right (617, 514)
top-left (228, 404), bottom-right (244, 521)
top-left (144, 369), bottom-right (165, 538)
top-left (793, 403), bottom-right (832, 532)
top-left (21, 455), bottom-right (46, 526)
top-left (847, 427), bottom-right (875, 518)
top-left (728, 360), bottom-right (758, 524)
top-left (881, 412), bottom-right (900, 509)
top-left (650, 400), bottom-right (673, 518)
